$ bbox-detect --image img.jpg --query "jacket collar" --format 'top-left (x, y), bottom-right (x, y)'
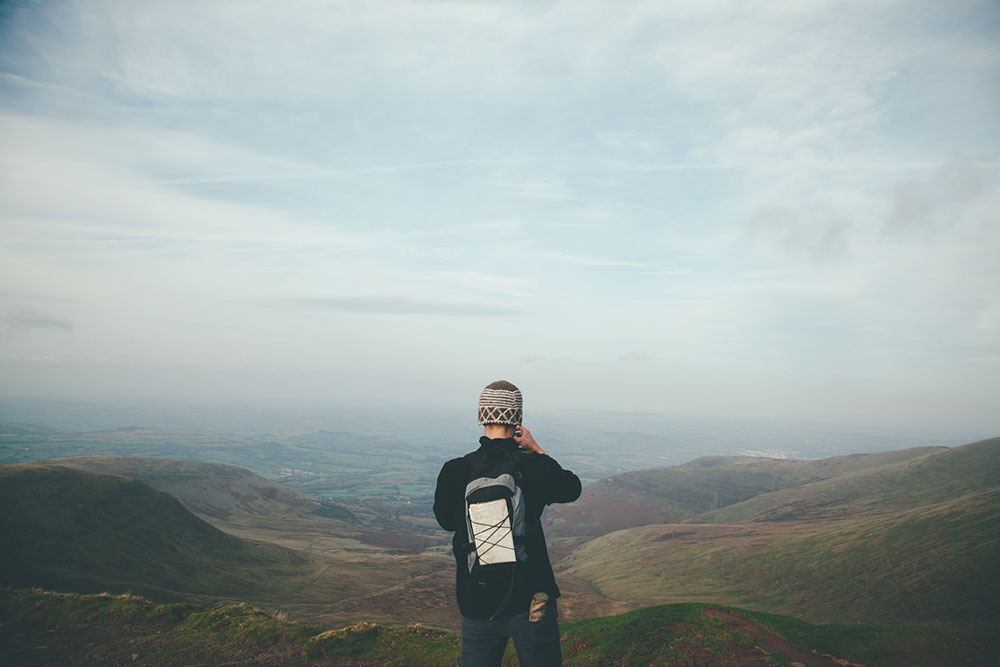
top-left (478, 436), bottom-right (518, 451)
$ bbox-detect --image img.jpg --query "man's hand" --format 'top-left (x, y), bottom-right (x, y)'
top-left (514, 425), bottom-right (547, 455)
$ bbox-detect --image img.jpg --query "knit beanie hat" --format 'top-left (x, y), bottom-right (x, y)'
top-left (477, 380), bottom-right (523, 426)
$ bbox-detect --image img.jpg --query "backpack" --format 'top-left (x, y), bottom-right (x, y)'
top-left (462, 446), bottom-right (529, 574)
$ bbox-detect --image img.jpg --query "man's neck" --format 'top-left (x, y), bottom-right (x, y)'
top-left (483, 424), bottom-right (516, 439)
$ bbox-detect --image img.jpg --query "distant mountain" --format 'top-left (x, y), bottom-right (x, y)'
top-left (0, 464), bottom-right (310, 601)
top-left (546, 445), bottom-right (945, 537)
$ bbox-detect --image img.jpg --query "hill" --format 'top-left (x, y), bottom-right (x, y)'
top-left (2, 588), bottom-right (995, 666)
top-left (695, 437), bottom-right (1000, 523)
top-left (549, 437), bottom-right (1000, 626)
top-left (28, 456), bottom-right (443, 554)
top-left (0, 464), bottom-right (311, 601)
top-left (0, 463), bottom-right (451, 630)
top-left (39, 455), bottom-right (358, 522)
top-left (546, 445), bottom-right (946, 537)
top-left (560, 486), bottom-right (1000, 625)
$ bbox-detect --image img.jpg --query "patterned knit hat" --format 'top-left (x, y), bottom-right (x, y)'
top-left (477, 380), bottom-right (523, 426)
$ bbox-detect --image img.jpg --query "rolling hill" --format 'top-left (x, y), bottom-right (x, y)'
top-left (4, 435), bottom-right (996, 654)
top-left (560, 486), bottom-right (1000, 624)
top-left (37, 455), bottom-right (357, 522)
top-left (545, 445), bottom-right (949, 537)
top-left (695, 437), bottom-right (1000, 523)
top-left (0, 462), bottom-right (452, 630)
top-left (554, 437), bottom-right (1000, 626)
top-left (28, 456), bottom-right (442, 554)
top-left (0, 464), bottom-right (309, 601)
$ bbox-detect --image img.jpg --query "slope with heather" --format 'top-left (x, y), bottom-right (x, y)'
top-left (555, 437), bottom-right (1000, 626)
top-left (560, 487), bottom-right (1000, 624)
top-left (546, 445), bottom-right (947, 537)
top-left (695, 437), bottom-right (1000, 523)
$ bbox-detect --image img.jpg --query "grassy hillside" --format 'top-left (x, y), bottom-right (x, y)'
top-left (40, 455), bottom-right (358, 522)
top-left (0, 463), bottom-right (451, 630)
top-left (546, 445), bottom-right (946, 537)
top-left (0, 464), bottom-right (311, 601)
top-left (32, 455), bottom-right (444, 555)
top-left (696, 437), bottom-right (1000, 523)
top-left (0, 425), bottom-right (448, 530)
top-left (560, 487), bottom-right (1000, 625)
top-left (2, 588), bottom-right (995, 666)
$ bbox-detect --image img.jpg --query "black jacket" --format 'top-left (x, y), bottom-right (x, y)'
top-left (433, 436), bottom-right (581, 619)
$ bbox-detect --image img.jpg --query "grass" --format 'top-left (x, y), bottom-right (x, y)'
top-left (560, 603), bottom-right (712, 664)
top-left (5, 589), bottom-right (995, 666)
top-left (735, 607), bottom-right (1000, 667)
top-left (303, 622), bottom-right (460, 664)
top-left (0, 587), bottom-right (460, 666)
top-left (547, 444), bottom-right (953, 538)
top-left (0, 465), bottom-right (310, 600)
top-left (0, 463), bottom-right (452, 633)
top-left (560, 487), bottom-right (1000, 625)
top-left (698, 437), bottom-right (1000, 524)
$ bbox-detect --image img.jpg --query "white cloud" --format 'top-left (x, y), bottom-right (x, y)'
top-left (0, 306), bottom-right (73, 334)
top-left (0, 0), bottom-right (997, 430)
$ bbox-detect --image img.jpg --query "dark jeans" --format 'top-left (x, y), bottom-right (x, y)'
top-left (460, 602), bottom-right (561, 667)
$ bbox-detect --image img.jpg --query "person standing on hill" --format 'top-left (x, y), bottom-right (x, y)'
top-left (434, 380), bottom-right (582, 667)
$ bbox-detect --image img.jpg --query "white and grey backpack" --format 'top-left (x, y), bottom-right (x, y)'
top-left (462, 447), bottom-right (529, 573)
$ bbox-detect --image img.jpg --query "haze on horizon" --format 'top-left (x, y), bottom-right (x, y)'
top-left (1, 0), bottom-right (998, 434)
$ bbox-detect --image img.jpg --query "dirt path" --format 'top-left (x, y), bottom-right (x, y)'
top-left (703, 608), bottom-right (859, 667)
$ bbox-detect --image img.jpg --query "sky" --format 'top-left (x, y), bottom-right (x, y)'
top-left (0, 0), bottom-right (998, 432)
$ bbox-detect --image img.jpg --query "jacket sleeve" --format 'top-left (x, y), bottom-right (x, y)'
top-left (433, 458), bottom-right (466, 532)
top-left (536, 455), bottom-right (582, 505)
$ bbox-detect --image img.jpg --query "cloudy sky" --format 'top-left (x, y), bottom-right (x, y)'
top-left (1, 0), bottom-right (997, 431)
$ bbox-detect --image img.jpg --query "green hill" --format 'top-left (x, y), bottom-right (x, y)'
top-left (0, 461), bottom-right (455, 630)
top-left (2, 588), bottom-right (995, 666)
top-left (28, 456), bottom-right (446, 556)
top-left (550, 437), bottom-right (1000, 627)
top-left (546, 445), bottom-right (946, 537)
top-left (0, 464), bottom-right (311, 601)
top-left (696, 437), bottom-right (1000, 523)
top-left (38, 455), bottom-right (358, 522)
top-left (560, 487), bottom-right (1000, 625)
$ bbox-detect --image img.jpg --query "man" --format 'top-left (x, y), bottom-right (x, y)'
top-left (434, 380), bottom-right (581, 666)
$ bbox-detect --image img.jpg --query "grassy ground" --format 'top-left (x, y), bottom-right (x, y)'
top-left (3, 589), bottom-right (996, 666)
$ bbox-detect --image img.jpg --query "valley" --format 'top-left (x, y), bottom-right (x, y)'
top-left (0, 405), bottom-right (996, 664)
